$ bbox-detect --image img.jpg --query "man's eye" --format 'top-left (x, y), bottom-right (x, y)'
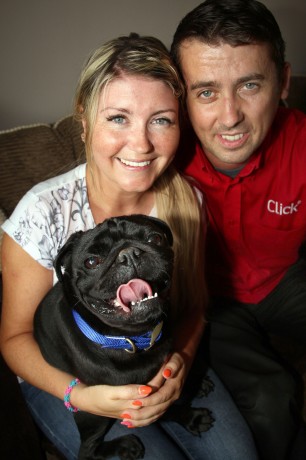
top-left (200, 90), bottom-right (213, 98)
top-left (147, 233), bottom-right (165, 246)
top-left (84, 256), bottom-right (103, 269)
top-left (244, 82), bottom-right (258, 90)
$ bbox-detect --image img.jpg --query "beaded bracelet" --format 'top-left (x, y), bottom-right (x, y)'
top-left (64, 378), bottom-right (80, 412)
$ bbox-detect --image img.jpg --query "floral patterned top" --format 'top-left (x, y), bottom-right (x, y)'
top-left (2, 164), bottom-right (95, 270)
top-left (2, 164), bottom-right (201, 281)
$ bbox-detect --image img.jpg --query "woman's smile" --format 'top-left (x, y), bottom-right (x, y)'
top-left (117, 157), bottom-right (153, 168)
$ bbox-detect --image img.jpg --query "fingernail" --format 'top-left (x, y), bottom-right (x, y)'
top-left (121, 420), bottom-right (133, 428)
top-left (138, 385), bottom-right (152, 396)
top-left (163, 368), bottom-right (172, 379)
top-left (132, 400), bottom-right (143, 407)
top-left (120, 413), bottom-right (131, 419)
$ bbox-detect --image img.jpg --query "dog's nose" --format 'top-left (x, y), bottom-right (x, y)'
top-left (117, 247), bottom-right (142, 265)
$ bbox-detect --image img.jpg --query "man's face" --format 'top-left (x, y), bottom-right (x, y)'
top-left (179, 39), bottom-right (290, 170)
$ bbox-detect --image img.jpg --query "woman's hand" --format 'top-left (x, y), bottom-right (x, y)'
top-left (72, 381), bottom-right (154, 421)
top-left (114, 310), bottom-right (205, 428)
top-left (117, 351), bottom-right (189, 428)
top-left (72, 350), bottom-right (189, 428)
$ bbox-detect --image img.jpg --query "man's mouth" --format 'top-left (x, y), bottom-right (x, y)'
top-left (218, 132), bottom-right (249, 148)
top-left (221, 133), bottom-right (244, 141)
top-left (119, 158), bottom-right (151, 167)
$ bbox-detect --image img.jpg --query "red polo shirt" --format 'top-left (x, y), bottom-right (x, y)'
top-left (177, 108), bottom-right (306, 303)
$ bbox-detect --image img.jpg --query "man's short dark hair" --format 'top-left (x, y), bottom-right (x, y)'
top-left (171, 0), bottom-right (286, 80)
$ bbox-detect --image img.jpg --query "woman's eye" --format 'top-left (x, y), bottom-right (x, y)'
top-left (147, 233), bottom-right (164, 246)
top-left (84, 256), bottom-right (103, 269)
top-left (153, 117), bottom-right (172, 126)
top-left (107, 115), bottom-right (125, 124)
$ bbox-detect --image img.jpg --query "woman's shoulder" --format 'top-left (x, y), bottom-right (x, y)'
top-left (29, 163), bottom-right (87, 196)
top-left (2, 163), bottom-right (94, 269)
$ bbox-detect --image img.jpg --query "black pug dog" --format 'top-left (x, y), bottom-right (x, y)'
top-left (34, 214), bottom-right (214, 460)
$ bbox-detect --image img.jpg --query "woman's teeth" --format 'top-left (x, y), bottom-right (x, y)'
top-left (120, 159), bottom-right (151, 167)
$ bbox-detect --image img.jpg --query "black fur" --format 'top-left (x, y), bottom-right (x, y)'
top-left (34, 215), bottom-right (214, 460)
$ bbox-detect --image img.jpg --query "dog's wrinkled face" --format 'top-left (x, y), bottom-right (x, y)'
top-left (55, 215), bottom-right (174, 326)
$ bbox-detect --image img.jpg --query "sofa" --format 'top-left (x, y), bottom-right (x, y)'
top-left (0, 76), bottom-right (305, 458)
top-left (0, 116), bottom-right (84, 459)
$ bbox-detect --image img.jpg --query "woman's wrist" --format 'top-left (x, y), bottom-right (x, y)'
top-left (64, 378), bottom-right (81, 412)
top-left (68, 378), bottom-right (87, 411)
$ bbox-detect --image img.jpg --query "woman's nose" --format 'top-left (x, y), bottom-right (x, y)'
top-left (128, 125), bottom-right (154, 154)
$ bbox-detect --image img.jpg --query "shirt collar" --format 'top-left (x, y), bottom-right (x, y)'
top-left (197, 140), bottom-right (263, 181)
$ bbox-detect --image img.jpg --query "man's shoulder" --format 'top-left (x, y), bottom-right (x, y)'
top-left (273, 107), bottom-right (306, 134)
top-left (267, 108), bottom-right (306, 160)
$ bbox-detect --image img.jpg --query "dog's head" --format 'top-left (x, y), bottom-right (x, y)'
top-left (55, 215), bottom-right (174, 328)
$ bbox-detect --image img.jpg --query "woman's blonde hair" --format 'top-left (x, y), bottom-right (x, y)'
top-left (74, 33), bottom-right (207, 320)
top-left (155, 166), bottom-right (207, 320)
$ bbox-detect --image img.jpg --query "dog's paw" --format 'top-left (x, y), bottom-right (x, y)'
top-left (117, 434), bottom-right (145, 460)
top-left (197, 375), bottom-right (215, 398)
top-left (184, 408), bottom-right (215, 436)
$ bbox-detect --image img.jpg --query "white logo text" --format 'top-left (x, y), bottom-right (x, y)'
top-left (267, 200), bottom-right (302, 215)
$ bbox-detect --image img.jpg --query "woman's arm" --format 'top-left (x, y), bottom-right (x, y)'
top-left (0, 234), bottom-right (150, 419)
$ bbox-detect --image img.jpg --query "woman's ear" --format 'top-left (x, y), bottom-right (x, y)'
top-left (81, 117), bottom-right (87, 143)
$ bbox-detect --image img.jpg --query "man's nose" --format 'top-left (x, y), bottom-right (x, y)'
top-left (218, 95), bottom-right (244, 129)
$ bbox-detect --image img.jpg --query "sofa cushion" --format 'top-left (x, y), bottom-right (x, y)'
top-left (0, 116), bottom-right (84, 217)
top-left (0, 208), bottom-right (6, 272)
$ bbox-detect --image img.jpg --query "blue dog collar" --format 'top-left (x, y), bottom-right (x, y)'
top-left (72, 310), bottom-right (163, 354)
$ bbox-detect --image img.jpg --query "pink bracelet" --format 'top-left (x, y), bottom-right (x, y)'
top-left (64, 378), bottom-right (80, 412)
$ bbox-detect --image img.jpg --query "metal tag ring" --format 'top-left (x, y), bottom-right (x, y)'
top-left (124, 338), bottom-right (137, 354)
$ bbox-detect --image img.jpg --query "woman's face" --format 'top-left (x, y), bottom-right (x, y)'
top-left (85, 74), bottom-right (180, 195)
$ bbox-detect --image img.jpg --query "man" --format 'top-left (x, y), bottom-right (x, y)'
top-left (171, 1), bottom-right (306, 459)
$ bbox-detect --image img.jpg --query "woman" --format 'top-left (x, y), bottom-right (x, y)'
top-left (0, 34), bottom-right (258, 459)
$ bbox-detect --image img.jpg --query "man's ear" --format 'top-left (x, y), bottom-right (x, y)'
top-left (280, 62), bottom-right (291, 101)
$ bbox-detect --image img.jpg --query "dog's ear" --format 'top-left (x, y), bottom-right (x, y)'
top-left (54, 231), bottom-right (84, 282)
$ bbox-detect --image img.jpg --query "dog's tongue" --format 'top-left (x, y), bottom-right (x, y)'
top-left (116, 279), bottom-right (152, 312)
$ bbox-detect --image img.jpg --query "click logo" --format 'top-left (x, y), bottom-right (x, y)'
top-left (267, 200), bottom-right (302, 215)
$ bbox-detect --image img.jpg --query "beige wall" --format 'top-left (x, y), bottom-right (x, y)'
top-left (0, 0), bottom-right (305, 130)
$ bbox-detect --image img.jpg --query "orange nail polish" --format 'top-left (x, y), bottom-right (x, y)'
top-left (132, 400), bottom-right (143, 407)
top-left (120, 413), bottom-right (131, 419)
top-left (163, 368), bottom-right (172, 378)
top-left (121, 420), bottom-right (133, 428)
top-left (138, 385), bottom-right (152, 396)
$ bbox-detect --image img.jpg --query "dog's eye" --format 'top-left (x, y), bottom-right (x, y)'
top-left (147, 233), bottom-right (164, 246)
top-left (84, 256), bottom-right (103, 269)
